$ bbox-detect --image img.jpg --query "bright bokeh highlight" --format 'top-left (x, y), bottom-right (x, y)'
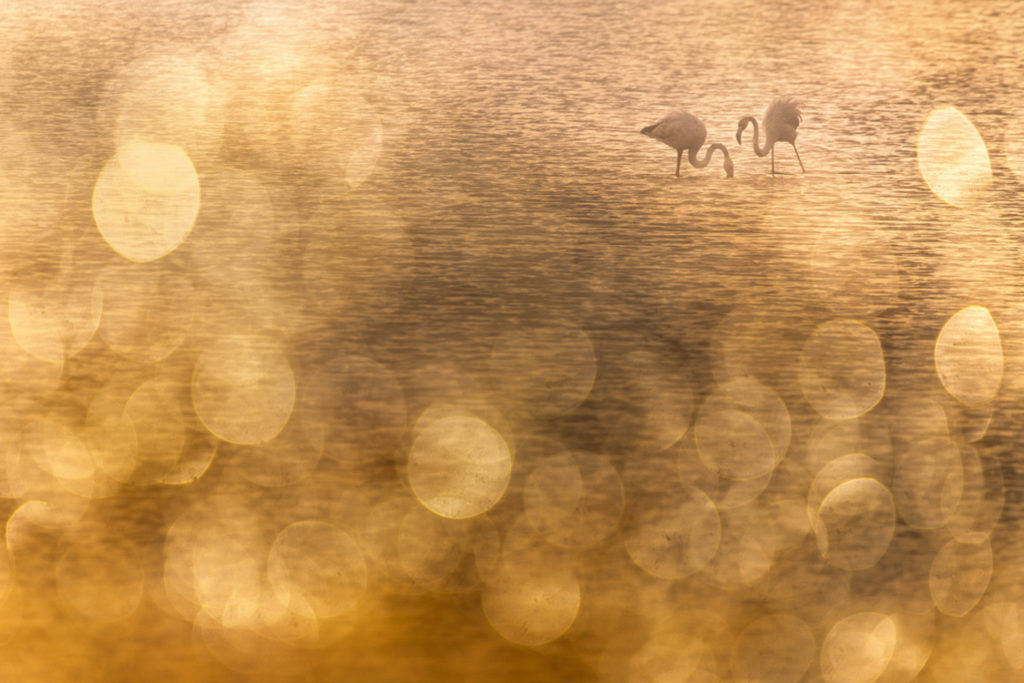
top-left (191, 335), bottom-right (296, 445)
top-left (407, 412), bottom-right (512, 519)
top-left (935, 306), bottom-right (1003, 406)
top-left (917, 106), bottom-right (992, 207)
top-left (92, 142), bottom-right (200, 262)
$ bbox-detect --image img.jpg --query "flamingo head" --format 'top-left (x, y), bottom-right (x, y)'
top-left (735, 120), bottom-right (748, 144)
top-left (724, 156), bottom-right (734, 179)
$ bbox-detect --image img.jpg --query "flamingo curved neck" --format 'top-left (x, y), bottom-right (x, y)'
top-left (688, 143), bottom-right (731, 171)
top-left (741, 117), bottom-right (770, 157)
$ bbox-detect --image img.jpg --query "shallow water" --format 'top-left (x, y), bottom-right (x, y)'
top-left (1, 0), bottom-right (1023, 680)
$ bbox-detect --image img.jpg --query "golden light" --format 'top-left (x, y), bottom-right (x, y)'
top-left (227, 411), bottom-right (324, 489)
top-left (189, 503), bottom-right (267, 625)
top-left (92, 142), bottom-right (201, 263)
top-left (247, 584), bottom-right (320, 645)
top-left (226, 367), bottom-right (328, 488)
top-left (8, 272), bottom-right (102, 363)
top-left (807, 452), bottom-right (887, 523)
top-left (623, 486), bottom-right (721, 580)
top-left (192, 603), bottom-right (309, 677)
top-left (629, 625), bottom-right (704, 683)
top-left (4, 419), bottom-right (93, 528)
top-left (0, 305), bottom-right (63, 396)
top-left (123, 377), bottom-right (186, 484)
top-left (694, 408), bottom-right (775, 480)
top-left (407, 411), bottom-right (512, 519)
top-left (191, 334), bottom-right (296, 445)
top-left (631, 610), bottom-right (728, 683)
top-left (813, 477), bottom-right (895, 571)
top-left (482, 561), bottom-right (581, 649)
top-left (481, 520), bottom-right (581, 647)
top-left (360, 491), bottom-right (465, 591)
top-left (468, 515), bottom-right (502, 587)
top-left (821, 612), bottom-right (897, 683)
top-left (18, 418), bottom-right (93, 484)
top-left (987, 602), bottom-right (1024, 671)
top-left (0, 0), bottom-right (1020, 678)
top-left (83, 382), bottom-right (138, 492)
top-left (85, 372), bottom-right (213, 490)
top-left (705, 378), bottom-right (792, 461)
top-left (884, 612), bottom-right (936, 683)
top-left (680, 440), bottom-right (773, 510)
top-left (934, 306), bottom-right (1003, 406)
top-left (929, 536), bottom-right (992, 617)
top-left (266, 521), bottom-right (367, 620)
top-left (159, 423), bottom-right (219, 486)
top-left (693, 378), bottom-right (791, 481)
top-left (946, 444), bottom-right (1004, 542)
top-left (917, 106), bottom-right (992, 207)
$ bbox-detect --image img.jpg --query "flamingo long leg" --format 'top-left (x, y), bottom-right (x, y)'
top-left (771, 146), bottom-right (775, 175)
top-left (675, 150), bottom-right (682, 177)
top-left (793, 143), bottom-right (805, 173)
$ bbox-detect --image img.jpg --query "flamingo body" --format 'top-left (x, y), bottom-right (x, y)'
top-left (641, 110), bottom-right (734, 178)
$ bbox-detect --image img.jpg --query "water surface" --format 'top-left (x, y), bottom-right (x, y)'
top-left (1, 0), bottom-right (1023, 680)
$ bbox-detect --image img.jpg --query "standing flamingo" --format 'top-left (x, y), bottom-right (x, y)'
top-left (641, 110), bottom-right (734, 178)
top-left (736, 96), bottom-right (805, 175)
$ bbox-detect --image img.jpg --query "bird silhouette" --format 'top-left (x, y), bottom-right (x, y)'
top-left (736, 97), bottom-right (805, 175)
top-left (641, 110), bottom-right (734, 178)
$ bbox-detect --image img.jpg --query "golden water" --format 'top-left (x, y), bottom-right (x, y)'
top-left (0, 0), bottom-right (1023, 680)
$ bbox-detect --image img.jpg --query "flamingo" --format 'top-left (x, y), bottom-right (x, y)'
top-left (641, 110), bottom-right (734, 178)
top-left (736, 96), bottom-right (805, 175)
